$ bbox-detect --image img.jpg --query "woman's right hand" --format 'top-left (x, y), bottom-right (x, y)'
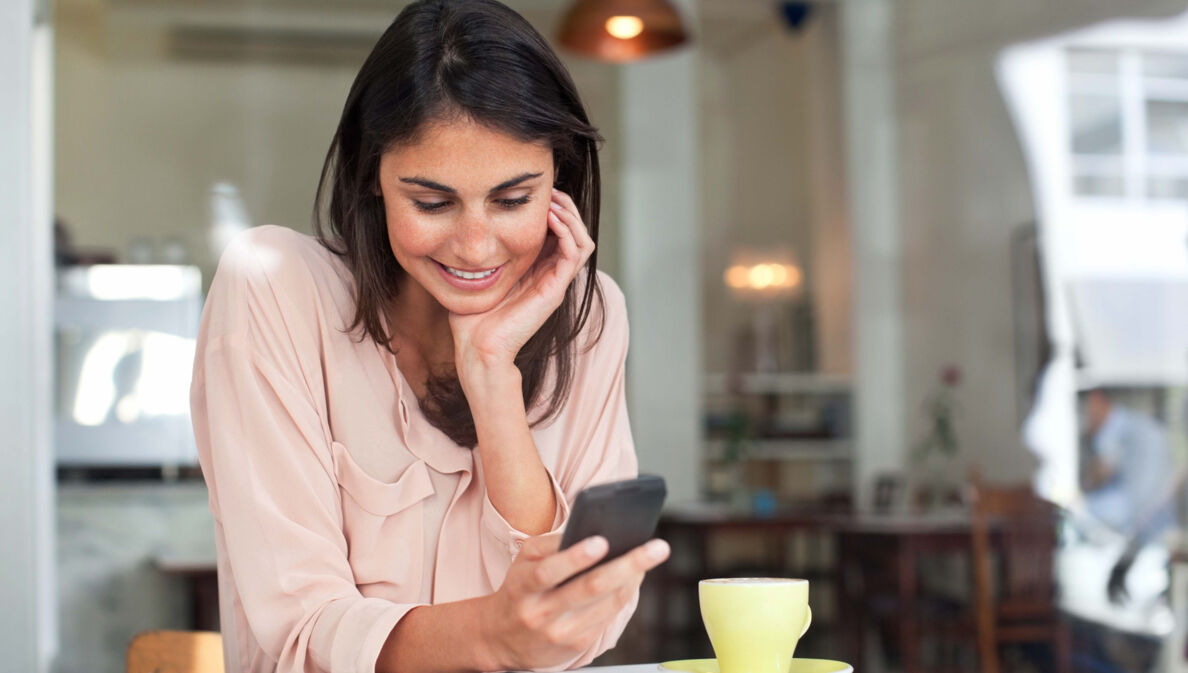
top-left (479, 533), bottom-right (671, 671)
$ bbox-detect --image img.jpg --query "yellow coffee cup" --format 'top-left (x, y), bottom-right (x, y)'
top-left (699, 578), bottom-right (812, 673)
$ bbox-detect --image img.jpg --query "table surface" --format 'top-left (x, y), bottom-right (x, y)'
top-left (522, 663), bottom-right (853, 673)
top-left (531, 666), bottom-right (658, 673)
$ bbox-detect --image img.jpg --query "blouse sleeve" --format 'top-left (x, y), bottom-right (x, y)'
top-left (536, 273), bottom-right (642, 671)
top-left (191, 231), bottom-right (419, 673)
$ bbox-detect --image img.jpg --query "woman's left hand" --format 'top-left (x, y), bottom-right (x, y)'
top-left (449, 188), bottom-right (594, 381)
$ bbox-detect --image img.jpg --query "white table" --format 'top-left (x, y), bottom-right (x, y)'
top-left (520, 662), bottom-right (853, 673)
top-left (570, 667), bottom-right (658, 673)
top-left (510, 666), bottom-right (657, 673)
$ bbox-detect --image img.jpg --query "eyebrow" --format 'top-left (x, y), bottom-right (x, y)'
top-left (398, 172), bottom-right (544, 195)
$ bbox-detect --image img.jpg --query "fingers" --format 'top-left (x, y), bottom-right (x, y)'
top-left (550, 189), bottom-right (595, 264)
top-left (548, 208), bottom-right (580, 264)
top-left (548, 538), bottom-right (669, 611)
top-left (527, 535), bottom-right (609, 592)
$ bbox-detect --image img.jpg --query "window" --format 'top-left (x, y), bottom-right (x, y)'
top-left (1068, 47), bottom-right (1188, 201)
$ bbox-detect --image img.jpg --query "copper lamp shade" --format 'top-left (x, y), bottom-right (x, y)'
top-left (557, 0), bottom-right (689, 63)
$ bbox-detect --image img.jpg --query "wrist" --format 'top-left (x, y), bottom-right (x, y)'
top-left (376, 597), bottom-right (512, 673)
top-left (472, 593), bottom-right (511, 672)
top-left (459, 358), bottom-right (522, 398)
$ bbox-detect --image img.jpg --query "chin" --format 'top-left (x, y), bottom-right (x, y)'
top-left (443, 298), bottom-right (501, 316)
top-left (435, 285), bottom-right (511, 316)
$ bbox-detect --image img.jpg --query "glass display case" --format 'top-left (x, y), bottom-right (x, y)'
top-left (55, 265), bottom-right (203, 467)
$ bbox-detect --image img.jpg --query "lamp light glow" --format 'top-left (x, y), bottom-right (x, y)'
top-left (724, 261), bottom-right (803, 293)
top-left (605, 15), bottom-right (644, 39)
top-left (557, 0), bottom-right (688, 62)
top-left (725, 265), bottom-right (750, 289)
top-left (786, 265), bottom-right (802, 288)
top-left (749, 264), bottom-right (775, 289)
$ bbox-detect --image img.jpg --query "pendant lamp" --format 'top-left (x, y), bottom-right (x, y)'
top-left (557, 0), bottom-right (689, 63)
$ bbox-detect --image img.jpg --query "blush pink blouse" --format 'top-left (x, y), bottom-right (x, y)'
top-left (190, 226), bottom-right (639, 673)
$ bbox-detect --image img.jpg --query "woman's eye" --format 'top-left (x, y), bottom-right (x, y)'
top-left (413, 201), bottom-right (451, 213)
top-left (413, 195), bottom-right (531, 213)
top-left (496, 195), bottom-right (532, 209)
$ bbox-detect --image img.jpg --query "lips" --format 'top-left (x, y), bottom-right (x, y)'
top-left (441, 264), bottom-right (499, 280)
top-left (434, 260), bottom-right (504, 291)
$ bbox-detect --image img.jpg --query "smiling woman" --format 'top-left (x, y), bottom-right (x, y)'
top-left (314, 0), bottom-right (609, 450)
top-left (189, 1), bottom-right (669, 673)
top-left (375, 119), bottom-right (562, 443)
top-left (379, 122), bottom-right (554, 321)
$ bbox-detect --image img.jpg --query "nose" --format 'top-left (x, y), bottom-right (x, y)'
top-left (451, 207), bottom-right (497, 268)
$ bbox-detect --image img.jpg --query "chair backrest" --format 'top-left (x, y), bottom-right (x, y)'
top-left (127, 630), bottom-right (224, 673)
top-left (968, 469), bottom-right (1059, 673)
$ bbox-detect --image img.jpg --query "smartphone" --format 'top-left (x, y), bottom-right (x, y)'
top-left (559, 474), bottom-right (667, 568)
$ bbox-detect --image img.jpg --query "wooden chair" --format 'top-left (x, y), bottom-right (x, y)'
top-left (969, 470), bottom-right (1072, 673)
top-left (126, 630), bottom-right (224, 673)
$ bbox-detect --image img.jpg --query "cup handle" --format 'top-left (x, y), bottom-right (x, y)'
top-left (799, 606), bottom-right (812, 638)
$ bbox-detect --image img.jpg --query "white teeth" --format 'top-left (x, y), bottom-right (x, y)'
top-left (444, 265), bottom-right (497, 280)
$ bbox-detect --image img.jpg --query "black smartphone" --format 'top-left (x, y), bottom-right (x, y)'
top-left (559, 474), bottom-right (667, 568)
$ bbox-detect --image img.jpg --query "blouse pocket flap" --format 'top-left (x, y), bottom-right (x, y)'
top-left (331, 441), bottom-right (435, 516)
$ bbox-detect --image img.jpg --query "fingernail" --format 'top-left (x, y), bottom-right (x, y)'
top-left (647, 539), bottom-right (669, 560)
top-left (585, 536), bottom-right (607, 556)
top-left (550, 201), bottom-right (562, 210)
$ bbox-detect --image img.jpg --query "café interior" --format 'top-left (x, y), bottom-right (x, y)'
top-left (7, 0), bottom-right (1188, 672)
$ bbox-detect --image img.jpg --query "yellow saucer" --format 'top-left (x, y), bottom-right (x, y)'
top-left (659, 659), bottom-right (852, 673)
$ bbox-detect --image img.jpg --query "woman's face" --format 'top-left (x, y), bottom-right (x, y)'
top-left (378, 117), bottom-right (555, 316)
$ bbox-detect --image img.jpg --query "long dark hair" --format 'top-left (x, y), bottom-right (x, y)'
top-left (313, 0), bottom-right (605, 448)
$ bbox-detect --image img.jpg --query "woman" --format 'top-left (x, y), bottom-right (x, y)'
top-left (189, 1), bottom-right (670, 672)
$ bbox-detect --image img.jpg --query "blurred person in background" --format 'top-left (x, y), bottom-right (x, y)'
top-left (1081, 388), bottom-right (1181, 605)
top-left (189, 2), bottom-right (670, 672)
top-left (1082, 388), bottom-right (1177, 544)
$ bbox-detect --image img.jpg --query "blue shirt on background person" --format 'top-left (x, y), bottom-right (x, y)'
top-left (1086, 401), bottom-right (1177, 543)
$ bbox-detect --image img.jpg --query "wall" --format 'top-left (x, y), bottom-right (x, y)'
top-left (56, 0), bottom-right (357, 282)
top-left (699, 17), bottom-right (817, 375)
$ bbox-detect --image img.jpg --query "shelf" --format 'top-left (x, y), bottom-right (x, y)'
top-left (704, 372), bottom-right (851, 395)
top-left (704, 438), bottom-right (851, 461)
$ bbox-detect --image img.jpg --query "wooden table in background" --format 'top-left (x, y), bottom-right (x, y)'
top-left (833, 512), bottom-right (981, 673)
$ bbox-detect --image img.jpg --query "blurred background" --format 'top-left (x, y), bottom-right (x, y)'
top-left (7, 0), bottom-right (1188, 671)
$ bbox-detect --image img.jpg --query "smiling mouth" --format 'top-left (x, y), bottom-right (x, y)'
top-left (437, 262), bottom-right (502, 280)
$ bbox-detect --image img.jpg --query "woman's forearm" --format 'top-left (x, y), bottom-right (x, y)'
top-left (376, 595), bottom-right (501, 673)
top-left (464, 362), bottom-right (557, 535)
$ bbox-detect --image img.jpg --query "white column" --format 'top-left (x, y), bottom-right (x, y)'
top-left (842, 0), bottom-right (906, 507)
top-left (619, 4), bottom-right (702, 505)
top-left (0, 0), bottom-right (57, 671)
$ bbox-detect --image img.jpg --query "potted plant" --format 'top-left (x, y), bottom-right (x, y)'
top-left (910, 365), bottom-right (964, 511)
